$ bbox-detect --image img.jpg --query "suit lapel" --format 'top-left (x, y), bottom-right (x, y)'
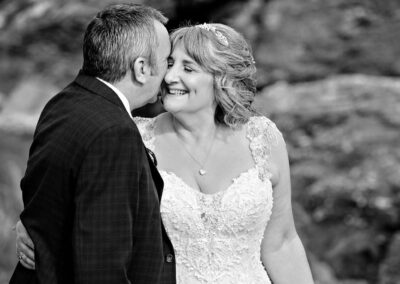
top-left (145, 150), bottom-right (164, 200)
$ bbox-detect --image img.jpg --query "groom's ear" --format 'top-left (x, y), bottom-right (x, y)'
top-left (132, 57), bottom-right (150, 84)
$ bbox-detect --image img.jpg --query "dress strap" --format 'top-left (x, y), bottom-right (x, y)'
top-left (133, 116), bottom-right (156, 152)
top-left (246, 116), bottom-right (282, 182)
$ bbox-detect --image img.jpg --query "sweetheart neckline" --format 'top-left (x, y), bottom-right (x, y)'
top-left (160, 166), bottom-right (264, 197)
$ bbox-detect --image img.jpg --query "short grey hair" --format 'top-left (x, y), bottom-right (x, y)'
top-left (82, 3), bottom-right (168, 83)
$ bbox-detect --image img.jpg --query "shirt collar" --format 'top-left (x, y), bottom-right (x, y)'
top-left (96, 77), bottom-right (133, 119)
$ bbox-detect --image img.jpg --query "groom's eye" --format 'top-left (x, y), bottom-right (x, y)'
top-left (167, 59), bottom-right (174, 68)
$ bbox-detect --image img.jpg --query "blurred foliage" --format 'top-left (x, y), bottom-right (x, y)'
top-left (255, 75), bottom-right (400, 283)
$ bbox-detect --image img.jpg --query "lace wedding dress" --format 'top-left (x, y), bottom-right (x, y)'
top-left (135, 116), bottom-right (281, 284)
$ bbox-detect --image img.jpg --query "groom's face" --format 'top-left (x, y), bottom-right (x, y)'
top-left (146, 20), bottom-right (171, 104)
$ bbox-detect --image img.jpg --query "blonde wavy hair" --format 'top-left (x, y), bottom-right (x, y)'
top-left (170, 23), bottom-right (257, 128)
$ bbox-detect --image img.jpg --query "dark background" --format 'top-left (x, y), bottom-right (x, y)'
top-left (1, 0), bottom-right (400, 283)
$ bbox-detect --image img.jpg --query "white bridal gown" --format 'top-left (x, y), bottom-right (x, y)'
top-left (135, 116), bottom-right (281, 284)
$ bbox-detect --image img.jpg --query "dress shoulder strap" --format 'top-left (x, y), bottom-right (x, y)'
top-left (133, 116), bottom-right (156, 152)
top-left (246, 116), bottom-right (282, 181)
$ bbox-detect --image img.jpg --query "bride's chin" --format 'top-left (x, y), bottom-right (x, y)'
top-left (163, 103), bottom-right (181, 113)
top-left (162, 95), bottom-right (187, 112)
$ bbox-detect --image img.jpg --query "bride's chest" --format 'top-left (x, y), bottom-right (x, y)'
top-left (155, 130), bottom-right (254, 195)
top-left (159, 168), bottom-right (273, 236)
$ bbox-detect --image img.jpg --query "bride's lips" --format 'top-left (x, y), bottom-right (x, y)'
top-left (167, 89), bottom-right (188, 96)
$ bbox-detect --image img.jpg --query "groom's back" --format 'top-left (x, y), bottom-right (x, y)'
top-left (12, 78), bottom-right (134, 283)
top-left (11, 75), bottom-right (175, 284)
top-left (21, 77), bottom-right (133, 203)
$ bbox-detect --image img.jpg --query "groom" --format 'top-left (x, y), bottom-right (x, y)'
top-left (10, 4), bottom-right (175, 284)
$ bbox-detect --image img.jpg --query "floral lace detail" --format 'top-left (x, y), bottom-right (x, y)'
top-left (160, 168), bottom-right (272, 284)
top-left (134, 115), bottom-right (281, 284)
top-left (133, 116), bottom-right (156, 152)
top-left (247, 116), bottom-right (282, 182)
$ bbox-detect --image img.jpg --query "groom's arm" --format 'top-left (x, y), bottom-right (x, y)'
top-left (74, 124), bottom-right (141, 284)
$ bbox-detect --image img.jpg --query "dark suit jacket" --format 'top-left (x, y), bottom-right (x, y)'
top-left (10, 72), bottom-right (176, 284)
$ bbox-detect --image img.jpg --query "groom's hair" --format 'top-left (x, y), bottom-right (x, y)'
top-left (82, 4), bottom-right (168, 83)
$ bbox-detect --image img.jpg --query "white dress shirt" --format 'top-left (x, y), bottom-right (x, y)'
top-left (96, 77), bottom-right (133, 119)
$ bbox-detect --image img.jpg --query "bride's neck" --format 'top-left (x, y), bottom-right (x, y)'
top-left (170, 113), bottom-right (217, 143)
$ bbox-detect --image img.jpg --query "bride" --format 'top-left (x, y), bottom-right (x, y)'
top-left (15, 23), bottom-right (314, 283)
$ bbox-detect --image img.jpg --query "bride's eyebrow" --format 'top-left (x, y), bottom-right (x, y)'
top-left (182, 59), bottom-right (197, 67)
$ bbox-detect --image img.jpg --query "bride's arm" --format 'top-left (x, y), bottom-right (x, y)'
top-left (15, 220), bottom-right (36, 269)
top-left (260, 133), bottom-right (314, 284)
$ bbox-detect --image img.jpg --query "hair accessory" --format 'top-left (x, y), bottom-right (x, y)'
top-left (197, 23), bottom-right (229, 46)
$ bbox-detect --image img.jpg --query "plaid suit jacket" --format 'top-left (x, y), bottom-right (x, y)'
top-left (9, 72), bottom-right (176, 284)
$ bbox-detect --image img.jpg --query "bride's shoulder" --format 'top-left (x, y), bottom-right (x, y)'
top-left (132, 115), bottom-right (158, 143)
top-left (133, 112), bottom-right (170, 138)
top-left (133, 116), bottom-right (155, 132)
top-left (243, 116), bottom-right (287, 183)
top-left (246, 115), bottom-right (283, 139)
top-left (133, 116), bottom-right (154, 124)
top-left (246, 115), bottom-right (286, 154)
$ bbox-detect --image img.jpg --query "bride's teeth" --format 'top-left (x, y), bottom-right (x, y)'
top-left (170, 90), bottom-right (186, 96)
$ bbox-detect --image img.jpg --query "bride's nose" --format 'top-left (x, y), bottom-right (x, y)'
top-left (164, 66), bottom-right (178, 84)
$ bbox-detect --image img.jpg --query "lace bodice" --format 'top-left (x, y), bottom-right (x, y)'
top-left (134, 116), bottom-right (281, 284)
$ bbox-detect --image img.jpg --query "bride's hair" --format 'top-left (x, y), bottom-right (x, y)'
top-left (170, 23), bottom-right (257, 128)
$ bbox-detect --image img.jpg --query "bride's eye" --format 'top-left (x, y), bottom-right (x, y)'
top-left (184, 66), bottom-right (193, 73)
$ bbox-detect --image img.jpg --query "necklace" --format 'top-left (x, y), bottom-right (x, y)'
top-left (173, 122), bottom-right (217, 176)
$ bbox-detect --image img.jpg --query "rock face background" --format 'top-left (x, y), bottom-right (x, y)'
top-left (1, 0), bottom-right (399, 283)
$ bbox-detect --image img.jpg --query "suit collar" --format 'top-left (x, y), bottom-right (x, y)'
top-left (96, 77), bottom-right (133, 118)
top-left (74, 71), bottom-right (126, 111)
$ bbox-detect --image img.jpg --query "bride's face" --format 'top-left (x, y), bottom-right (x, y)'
top-left (161, 43), bottom-right (215, 115)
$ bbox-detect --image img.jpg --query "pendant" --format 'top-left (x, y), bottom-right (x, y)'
top-left (199, 169), bottom-right (207, 175)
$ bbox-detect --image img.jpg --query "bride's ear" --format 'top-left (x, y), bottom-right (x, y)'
top-left (132, 57), bottom-right (150, 84)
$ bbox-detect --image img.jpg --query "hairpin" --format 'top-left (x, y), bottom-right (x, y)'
top-left (197, 23), bottom-right (229, 46)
